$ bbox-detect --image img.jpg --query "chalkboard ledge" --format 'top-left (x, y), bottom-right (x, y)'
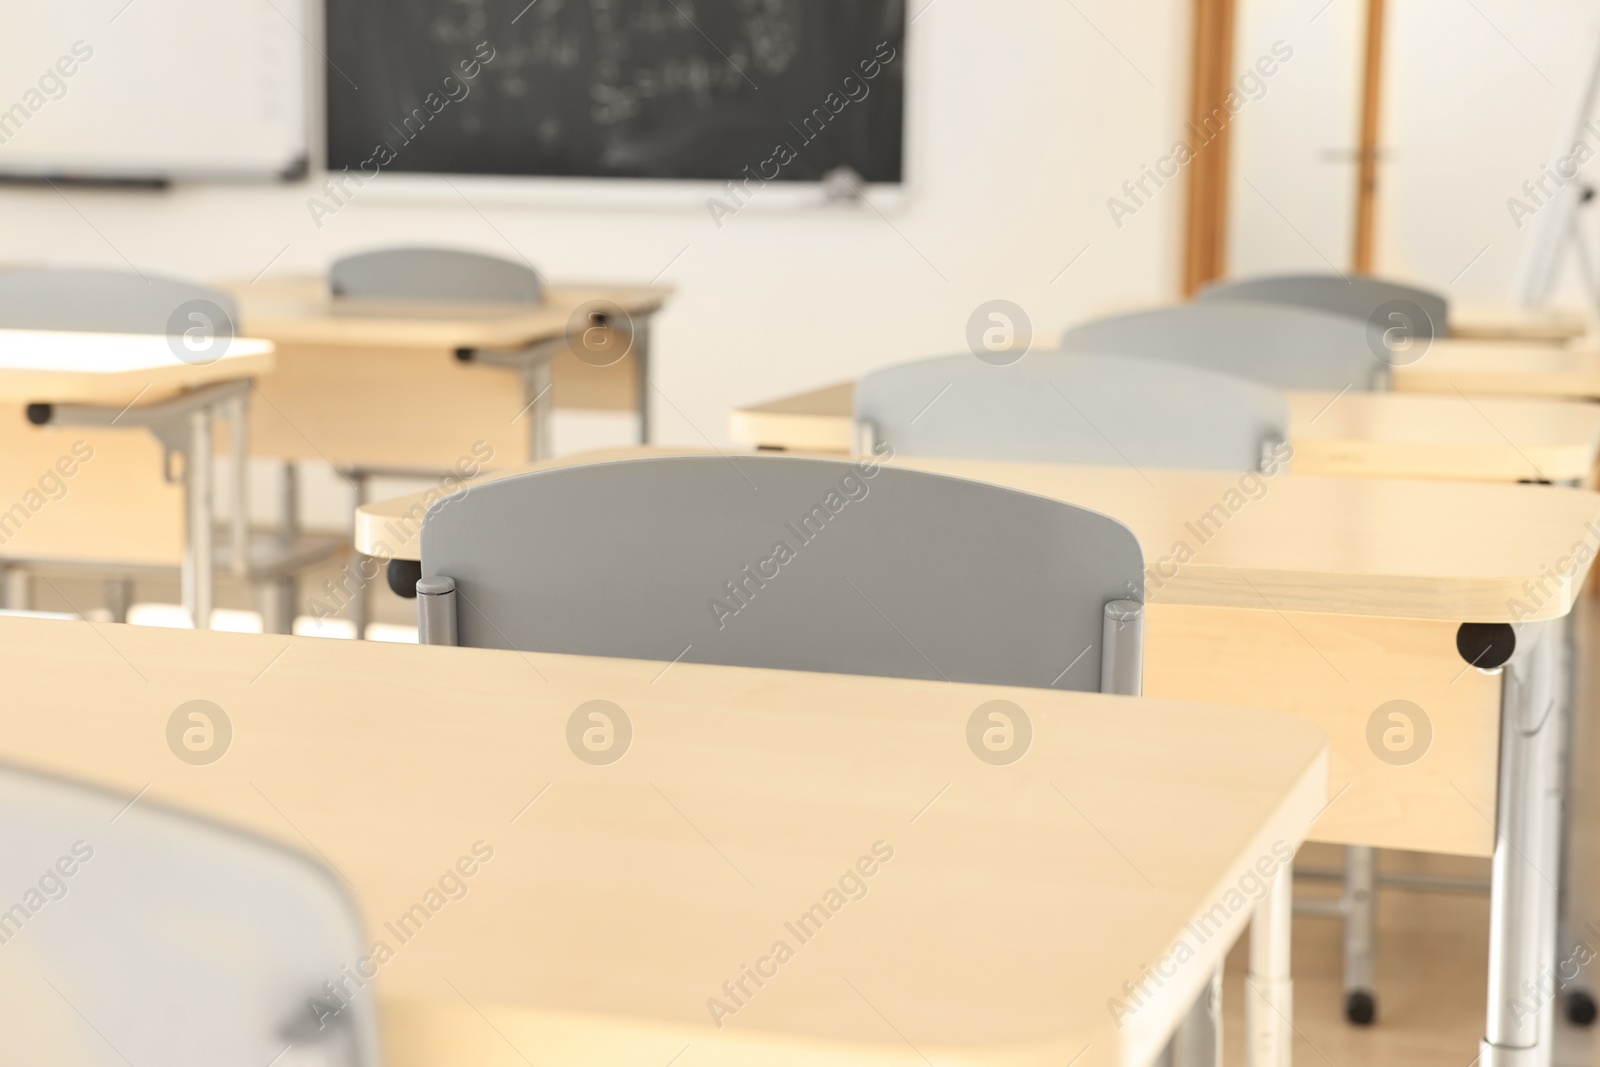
top-left (319, 172), bottom-right (913, 217)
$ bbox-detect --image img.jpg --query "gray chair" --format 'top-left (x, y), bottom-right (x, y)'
top-left (1197, 272), bottom-right (1449, 337)
top-left (0, 267), bottom-right (237, 337)
top-left (330, 248), bottom-right (542, 304)
top-left (854, 350), bottom-right (1289, 473)
top-left (414, 454), bottom-right (1146, 695)
top-left (1059, 302), bottom-right (1388, 392)
top-left (0, 765), bottom-right (378, 1066)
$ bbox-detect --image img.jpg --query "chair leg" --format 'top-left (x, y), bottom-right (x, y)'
top-left (350, 560), bottom-right (371, 641)
top-left (256, 576), bottom-right (297, 635)
top-left (1343, 845), bottom-right (1378, 1025)
top-left (1557, 602), bottom-right (1597, 1026)
top-left (3, 568), bottom-right (31, 611)
top-left (350, 471), bottom-right (370, 641)
top-left (1559, 914), bottom-right (1597, 1025)
top-left (104, 578), bottom-right (133, 624)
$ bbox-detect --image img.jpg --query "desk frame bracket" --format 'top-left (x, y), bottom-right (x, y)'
top-left (458, 338), bottom-right (563, 463)
top-left (458, 311), bottom-right (656, 455)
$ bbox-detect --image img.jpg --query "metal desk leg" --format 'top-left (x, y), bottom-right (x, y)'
top-left (1248, 863), bottom-right (1293, 1067)
top-left (258, 462), bottom-right (299, 636)
top-left (1481, 618), bottom-right (1564, 1067)
top-left (3, 568), bottom-right (30, 611)
top-left (184, 406), bottom-right (214, 630)
top-left (526, 354), bottom-right (554, 462)
top-left (1343, 845), bottom-right (1377, 1023)
top-left (635, 316), bottom-right (652, 444)
top-left (228, 392), bottom-right (249, 580)
top-left (1167, 967), bottom-right (1222, 1067)
top-left (104, 579), bottom-right (132, 624)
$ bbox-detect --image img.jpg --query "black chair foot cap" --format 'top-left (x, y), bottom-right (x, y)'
top-left (1567, 990), bottom-right (1597, 1026)
top-left (386, 558), bottom-right (422, 599)
top-left (1345, 990), bottom-right (1376, 1026)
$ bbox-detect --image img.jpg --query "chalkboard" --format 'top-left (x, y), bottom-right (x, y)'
top-left (325, 0), bottom-right (905, 183)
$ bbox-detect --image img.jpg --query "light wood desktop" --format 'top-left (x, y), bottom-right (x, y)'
top-left (1449, 302), bottom-right (1588, 343)
top-left (229, 276), bottom-right (671, 470)
top-left (0, 616), bottom-right (1327, 1067)
top-left (0, 328), bottom-right (272, 403)
top-left (727, 381), bottom-right (1600, 485)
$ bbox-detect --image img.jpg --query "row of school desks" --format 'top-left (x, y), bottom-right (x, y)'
top-left (3, 297), bottom-right (1600, 1065)
top-left (730, 378), bottom-right (1600, 482)
top-left (15, 327), bottom-right (1596, 594)
top-left (350, 305), bottom-right (1600, 1064)
top-left (0, 277), bottom-right (669, 628)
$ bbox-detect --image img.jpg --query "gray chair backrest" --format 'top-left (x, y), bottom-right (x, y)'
top-left (1060, 302), bottom-right (1388, 391)
top-left (420, 455), bottom-right (1144, 693)
top-left (1198, 272), bottom-right (1449, 335)
top-left (0, 268), bottom-right (237, 337)
top-left (855, 350), bottom-right (1288, 473)
top-left (0, 765), bottom-right (378, 1067)
top-left (329, 248), bottom-right (543, 304)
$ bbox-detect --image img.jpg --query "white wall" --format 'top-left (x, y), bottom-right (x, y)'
top-left (1379, 0), bottom-right (1600, 302)
top-left (0, 0), bottom-right (1194, 459)
top-left (1229, 0), bottom-right (1365, 275)
top-left (1231, 0), bottom-right (1600, 305)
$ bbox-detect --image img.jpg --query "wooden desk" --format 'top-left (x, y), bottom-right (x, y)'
top-left (728, 381), bottom-right (1600, 485)
top-left (360, 446), bottom-right (1595, 1065)
top-left (229, 276), bottom-right (672, 469)
top-left (729, 381), bottom-right (856, 454)
top-left (357, 445), bottom-right (1600, 853)
top-left (0, 616), bottom-right (1327, 1066)
top-left (1450, 302), bottom-right (1588, 343)
top-left (0, 330), bottom-right (279, 627)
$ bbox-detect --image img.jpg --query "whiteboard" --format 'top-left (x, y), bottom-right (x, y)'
top-left (0, 0), bottom-right (308, 182)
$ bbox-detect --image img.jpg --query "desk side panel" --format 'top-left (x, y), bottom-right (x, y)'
top-left (250, 342), bottom-right (641, 469)
top-left (1145, 603), bottom-right (1498, 856)
top-left (0, 408), bottom-right (183, 567)
top-left (250, 343), bottom-right (531, 469)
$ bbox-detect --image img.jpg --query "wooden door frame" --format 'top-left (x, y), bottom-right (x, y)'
top-left (1353, 0), bottom-right (1388, 273)
top-left (1183, 0), bottom-right (1237, 295)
